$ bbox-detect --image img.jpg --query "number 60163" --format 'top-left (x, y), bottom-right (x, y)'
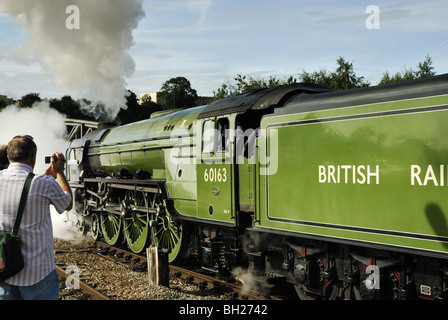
top-left (204, 168), bottom-right (227, 182)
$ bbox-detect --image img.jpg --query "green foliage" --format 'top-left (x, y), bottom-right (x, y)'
top-left (299, 56), bottom-right (370, 90)
top-left (378, 55), bottom-right (436, 85)
top-left (159, 76), bottom-right (198, 109)
top-left (49, 96), bottom-right (93, 121)
top-left (211, 56), bottom-right (437, 100)
top-left (138, 94), bottom-right (163, 117)
top-left (212, 56), bottom-right (372, 100)
top-left (20, 93), bottom-right (42, 108)
top-left (211, 74), bottom-right (297, 102)
top-left (116, 90), bottom-right (161, 124)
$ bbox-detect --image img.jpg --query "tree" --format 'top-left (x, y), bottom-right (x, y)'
top-left (116, 90), bottom-right (158, 124)
top-left (20, 93), bottom-right (42, 108)
top-left (139, 93), bottom-right (163, 118)
top-left (378, 68), bottom-right (416, 85)
top-left (299, 69), bottom-right (333, 88)
top-left (417, 55), bottom-right (436, 78)
top-left (212, 56), bottom-right (369, 101)
top-left (49, 96), bottom-right (87, 120)
top-left (233, 74), bottom-right (297, 93)
top-left (378, 55), bottom-right (436, 85)
top-left (211, 74), bottom-right (297, 101)
top-left (299, 56), bottom-right (370, 89)
top-left (159, 77), bottom-right (198, 109)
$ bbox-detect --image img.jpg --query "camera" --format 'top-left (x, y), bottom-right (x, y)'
top-left (45, 155), bottom-right (57, 164)
top-left (45, 155), bottom-right (66, 164)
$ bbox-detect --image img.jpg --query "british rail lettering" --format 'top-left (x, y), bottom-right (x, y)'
top-left (318, 164), bottom-right (380, 185)
top-left (319, 164), bottom-right (448, 187)
top-left (411, 164), bottom-right (448, 187)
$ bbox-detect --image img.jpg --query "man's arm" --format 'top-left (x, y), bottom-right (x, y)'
top-left (55, 171), bottom-right (73, 211)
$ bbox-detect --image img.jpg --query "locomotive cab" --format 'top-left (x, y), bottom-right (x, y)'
top-left (196, 114), bottom-right (237, 225)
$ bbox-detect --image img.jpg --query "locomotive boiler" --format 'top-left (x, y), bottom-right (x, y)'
top-left (66, 74), bottom-right (448, 299)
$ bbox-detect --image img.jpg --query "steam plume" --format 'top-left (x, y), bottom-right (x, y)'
top-left (0, 102), bottom-right (67, 172)
top-left (0, 0), bottom-right (145, 120)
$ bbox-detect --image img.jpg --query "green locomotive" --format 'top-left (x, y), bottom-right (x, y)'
top-left (67, 74), bottom-right (448, 299)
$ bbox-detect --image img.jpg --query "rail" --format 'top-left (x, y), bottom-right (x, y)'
top-left (56, 265), bottom-right (110, 300)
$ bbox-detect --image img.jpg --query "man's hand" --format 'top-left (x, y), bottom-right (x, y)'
top-left (43, 152), bottom-right (73, 211)
top-left (43, 152), bottom-right (66, 178)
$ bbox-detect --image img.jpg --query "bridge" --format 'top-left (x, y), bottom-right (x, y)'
top-left (65, 118), bottom-right (100, 141)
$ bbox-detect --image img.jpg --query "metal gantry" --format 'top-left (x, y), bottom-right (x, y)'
top-left (65, 118), bottom-right (100, 141)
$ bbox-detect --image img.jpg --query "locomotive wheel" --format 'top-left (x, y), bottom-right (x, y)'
top-left (294, 285), bottom-right (315, 300)
top-left (77, 218), bottom-right (88, 236)
top-left (123, 191), bottom-right (151, 254)
top-left (150, 196), bottom-right (188, 264)
top-left (152, 216), bottom-right (185, 263)
top-left (295, 281), bottom-right (340, 300)
top-left (100, 213), bottom-right (123, 246)
top-left (91, 213), bottom-right (101, 241)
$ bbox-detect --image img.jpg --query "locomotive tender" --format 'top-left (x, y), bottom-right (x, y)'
top-left (67, 74), bottom-right (448, 299)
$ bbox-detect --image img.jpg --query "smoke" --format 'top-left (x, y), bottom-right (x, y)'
top-left (232, 266), bottom-right (273, 297)
top-left (0, 102), bottom-right (82, 241)
top-left (0, 0), bottom-right (145, 121)
top-left (0, 102), bottom-right (68, 171)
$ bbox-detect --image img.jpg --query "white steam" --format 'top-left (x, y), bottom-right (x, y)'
top-left (0, 102), bottom-right (68, 171)
top-left (0, 102), bottom-right (82, 241)
top-left (232, 266), bottom-right (273, 297)
top-left (0, 0), bottom-right (145, 121)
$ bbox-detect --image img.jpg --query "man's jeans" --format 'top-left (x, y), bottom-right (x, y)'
top-left (0, 269), bottom-right (59, 300)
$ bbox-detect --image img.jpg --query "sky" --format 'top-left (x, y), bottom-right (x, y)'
top-left (0, 0), bottom-right (447, 102)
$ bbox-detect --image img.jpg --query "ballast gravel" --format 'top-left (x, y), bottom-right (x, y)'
top-left (54, 238), bottom-right (226, 300)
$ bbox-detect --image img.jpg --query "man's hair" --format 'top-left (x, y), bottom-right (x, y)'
top-left (0, 145), bottom-right (8, 167)
top-left (7, 137), bottom-right (38, 162)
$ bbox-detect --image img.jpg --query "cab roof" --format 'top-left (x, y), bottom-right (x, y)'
top-left (197, 83), bottom-right (334, 119)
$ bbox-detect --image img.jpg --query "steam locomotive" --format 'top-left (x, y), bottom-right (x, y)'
top-left (66, 74), bottom-right (448, 299)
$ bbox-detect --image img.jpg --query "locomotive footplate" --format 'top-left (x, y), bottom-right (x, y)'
top-left (81, 177), bottom-right (166, 195)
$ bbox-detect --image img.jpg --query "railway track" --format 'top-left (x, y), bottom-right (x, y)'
top-left (93, 241), bottom-right (282, 300)
top-left (54, 237), bottom-right (289, 300)
top-left (56, 265), bottom-right (110, 300)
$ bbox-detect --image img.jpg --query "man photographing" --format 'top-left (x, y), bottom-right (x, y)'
top-left (0, 135), bottom-right (72, 300)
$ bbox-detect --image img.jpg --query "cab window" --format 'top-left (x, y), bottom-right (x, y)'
top-left (216, 118), bottom-right (229, 153)
top-left (202, 120), bottom-right (215, 154)
top-left (202, 118), bottom-right (230, 154)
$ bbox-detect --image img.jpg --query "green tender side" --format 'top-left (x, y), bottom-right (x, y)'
top-left (258, 93), bottom-right (448, 257)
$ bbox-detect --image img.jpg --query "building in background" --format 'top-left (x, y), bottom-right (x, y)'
top-left (139, 92), bottom-right (165, 106)
top-left (139, 92), bottom-right (210, 109)
top-left (0, 95), bottom-right (16, 107)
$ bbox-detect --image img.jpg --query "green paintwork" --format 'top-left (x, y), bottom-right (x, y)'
top-left (97, 106), bottom-right (205, 217)
top-left (237, 157), bottom-right (256, 211)
top-left (258, 94), bottom-right (448, 256)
